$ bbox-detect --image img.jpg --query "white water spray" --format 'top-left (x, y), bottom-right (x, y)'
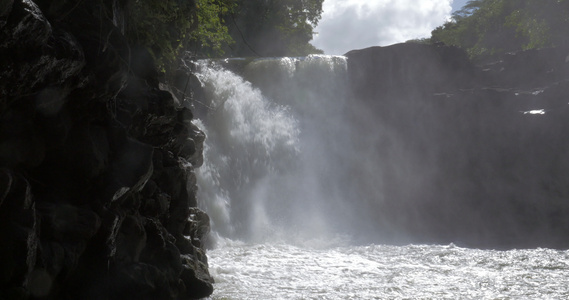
top-left (193, 55), bottom-right (354, 245)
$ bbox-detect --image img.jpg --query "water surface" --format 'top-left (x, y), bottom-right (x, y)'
top-left (208, 241), bottom-right (569, 299)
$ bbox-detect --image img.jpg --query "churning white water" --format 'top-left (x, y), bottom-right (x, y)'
top-left (191, 56), bottom-right (569, 299)
top-left (192, 60), bottom-right (300, 241)
top-left (194, 55), bottom-right (355, 244)
top-left (207, 241), bottom-right (569, 299)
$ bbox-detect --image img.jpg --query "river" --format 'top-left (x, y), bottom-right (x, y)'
top-left (207, 240), bottom-right (569, 299)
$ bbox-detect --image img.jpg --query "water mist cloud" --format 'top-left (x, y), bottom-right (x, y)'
top-left (312, 0), bottom-right (453, 55)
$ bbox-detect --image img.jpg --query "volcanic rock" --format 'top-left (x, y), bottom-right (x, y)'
top-left (0, 0), bottom-right (212, 299)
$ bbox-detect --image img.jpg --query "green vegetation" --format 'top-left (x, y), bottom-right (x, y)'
top-left (126, 0), bottom-right (324, 75)
top-left (430, 0), bottom-right (569, 58)
top-left (126, 0), bottom-right (233, 73)
top-left (191, 0), bottom-right (235, 56)
top-left (223, 0), bottom-right (324, 57)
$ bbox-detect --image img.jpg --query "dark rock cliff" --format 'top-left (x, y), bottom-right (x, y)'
top-left (346, 43), bottom-right (569, 249)
top-left (0, 0), bottom-right (212, 299)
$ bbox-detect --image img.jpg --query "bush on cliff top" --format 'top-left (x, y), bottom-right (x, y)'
top-left (126, 0), bottom-right (325, 74)
top-left (222, 0), bottom-right (324, 57)
top-left (126, 0), bottom-right (233, 73)
top-left (431, 0), bottom-right (569, 58)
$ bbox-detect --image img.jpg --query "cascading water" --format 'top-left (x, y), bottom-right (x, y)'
top-left (187, 54), bottom-right (569, 300)
top-left (193, 55), bottom-right (356, 245)
top-left (192, 58), bottom-right (300, 242)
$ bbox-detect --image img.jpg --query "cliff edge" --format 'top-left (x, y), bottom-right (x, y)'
top-left (345, 43), bottom-right (569, 248)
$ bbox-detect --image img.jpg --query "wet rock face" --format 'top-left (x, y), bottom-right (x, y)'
top-left (0, 0), bottom-right (212, 299)
top-left (346, 43), bottom-right (569, 249)
top-left (346, 43), bottom-right (475, 100)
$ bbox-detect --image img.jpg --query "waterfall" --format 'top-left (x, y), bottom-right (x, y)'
top-left (192, 47), bottom-right (569, 299)
top-left (192, 55), bottom-right (355, 245)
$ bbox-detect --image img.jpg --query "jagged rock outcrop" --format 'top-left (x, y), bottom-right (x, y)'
top-left (0, 0), bottom-right (212, 299)
top-left (346, 43), bottom-right (569, 249)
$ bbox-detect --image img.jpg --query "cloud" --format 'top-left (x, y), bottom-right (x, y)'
top-left (452, 0), bottom-right (469, 12)
top-left (312, 0), bottom-right (453, 55)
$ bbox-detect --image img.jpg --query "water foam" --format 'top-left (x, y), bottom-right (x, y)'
top-left (207, 243), bottom-right (569, 299)
top-left (193, 61), bottom-right (300, 243)
top-left (193, 56), bottom-right (353, 245)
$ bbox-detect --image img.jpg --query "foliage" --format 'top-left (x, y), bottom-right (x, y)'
top-left (431, 0), bottom-right (569, 58)
top-left (223, 0), bottom-right (325, 57)
top-left (189, 0), bottom-right (235, 56)
top-left (126, 0), bottom-right (325, 72)
top-left (126, 0), bottom-right (233, 73)
top-left (127, 0), bottom-right (196, 71)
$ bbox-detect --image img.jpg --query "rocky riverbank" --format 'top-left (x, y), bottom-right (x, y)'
top-left (0, 0), bottom-right (212, 299)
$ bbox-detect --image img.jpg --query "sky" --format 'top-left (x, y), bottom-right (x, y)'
top-left (312, 0), bottom-right (470, 55)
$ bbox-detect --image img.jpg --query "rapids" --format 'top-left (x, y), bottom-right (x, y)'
top-left (207, 242), bottom-right (569, 299)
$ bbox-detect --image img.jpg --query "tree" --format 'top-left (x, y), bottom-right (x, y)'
top-left (125, 0), bottom-right (325, 75)
top-left (126, 0), bottom-right (233, 72)
top-left (223, 0), bottom-right (324, 57)
top-left (431, 0), bottom-right (569, 58)
top-left (188, 0), bottom-right (235, 56)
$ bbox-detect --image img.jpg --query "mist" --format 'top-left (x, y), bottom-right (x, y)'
top-left (190, 37), bottom-right (569, 250)
top-left (193, 56), bottom-right (359, 245)
top-left (192, 53), bottom-right (449, 246)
